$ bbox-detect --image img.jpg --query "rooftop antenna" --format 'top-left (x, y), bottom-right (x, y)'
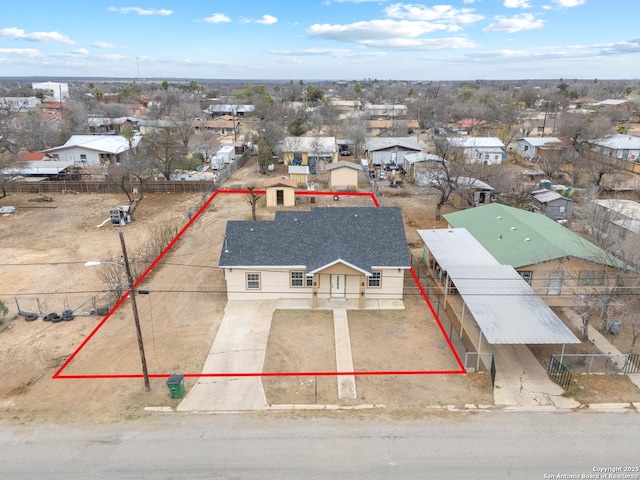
top-left (224, 235), bottom-right (229, 253)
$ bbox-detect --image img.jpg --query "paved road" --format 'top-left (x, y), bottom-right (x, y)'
top-left (3, 412), bottom-right (639, 479)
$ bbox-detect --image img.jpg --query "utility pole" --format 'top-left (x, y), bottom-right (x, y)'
top-left (119, 231), bottom-right (151, 391)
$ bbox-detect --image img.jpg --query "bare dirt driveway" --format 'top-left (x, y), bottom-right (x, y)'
top-left (0, 160), bottom-right (493, 424)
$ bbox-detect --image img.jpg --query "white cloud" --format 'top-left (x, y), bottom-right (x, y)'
top-left (384, 4), bottom-right (484, 24)
top-left (255, 15), bottom-right (278, 25)
top-left (484, 13), bottom-right (545, 33)
top-left (553, 0), bottom-right (585, 6)
top-left (93, 41), bottom-right (116, 49)
top-left (107, 6), bottom-right (173, 15)
top-left (203, 13), bottom-right (231, 24)
top-left (0, 48), bottom-right (42, 58)
top-left (463, 0), bottom-right (476, 3)
top-left (0, 27), bottom-right (75, 45)
top-left (504, 0), bottom-right (532, 7)
top-left (71, 48), bottom-right (90, 55)
top-left (268, 48), bottom-right (385, 58)
top-left (308, 19), bottom-right (477, 49)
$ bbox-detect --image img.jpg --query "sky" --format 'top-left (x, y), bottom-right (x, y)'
top-left (0, 0), bottom-right (639, 81)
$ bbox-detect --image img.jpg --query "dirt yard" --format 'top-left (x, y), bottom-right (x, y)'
top-left (4, 155), bottom-right (635, 424)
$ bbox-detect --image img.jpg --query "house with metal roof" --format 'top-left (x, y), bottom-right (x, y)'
top-left (446, 137), bottom-right (505, 165)
top-left (42, 134), bottom-right (141, 167)
top-left (280, 136), bottom-right (338, 168)
top-left (418, 228), bottom-right (579, 345)
top-left (444, 203), bottom-right (624, 306)
top-left (364, 137), bottom-right (421, 168)
top-left (588, 134), bottom-right (640, 162)
top-left (219, 207), bottom-right (411, 308)
top-left (531, 188), bottom-right (573, 221)
top-left (515, 137), bottom-right (565, 160)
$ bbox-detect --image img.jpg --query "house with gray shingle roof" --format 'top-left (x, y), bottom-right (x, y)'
top-left (219, 207), bottom-right (411, 307)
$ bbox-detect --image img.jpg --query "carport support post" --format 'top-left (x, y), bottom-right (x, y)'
top-left (460, 302), bottom-right (466, 340)
top-left (560, 343), bottom-right (565, 364)
top-left (477, 331), bottom-right (483, 371)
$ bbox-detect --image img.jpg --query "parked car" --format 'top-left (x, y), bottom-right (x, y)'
top-left (340, 148), bottom-right (351, 156)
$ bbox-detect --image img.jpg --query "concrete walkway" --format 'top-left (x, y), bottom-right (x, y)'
top-left (177, 300), bottom-right (277, 412)
top-left (333, 308), bottom-right (357, 399)
top-left (492, 345), bottom-right (579, 409)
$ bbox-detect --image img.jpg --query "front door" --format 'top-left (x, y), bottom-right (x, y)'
top-left (276, 189), bottom-right (284, 205)
top-left (330, 274), bottom-right (345, 297)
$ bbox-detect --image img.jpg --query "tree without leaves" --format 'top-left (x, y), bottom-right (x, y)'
top-left (144, 128), bottom-right (185, 179)
top-left (245, 184), bottom-right (262, 221)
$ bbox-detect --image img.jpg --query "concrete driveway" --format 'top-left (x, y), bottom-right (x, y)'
top-left (177, 300), bottom-right (277, 412)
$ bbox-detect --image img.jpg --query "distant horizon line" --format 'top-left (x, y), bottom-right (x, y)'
top-left (1, 76), bottom-right (639, 84)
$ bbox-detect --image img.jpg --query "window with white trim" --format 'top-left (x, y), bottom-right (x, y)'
top-left (246, 273), bottom-right (260, 289)
top-left (306, 275), bottom-right (313, 287)
top-left (290, 271), bottom-right (304, 287)
top-left (368, 271), bottom-right (381, 288)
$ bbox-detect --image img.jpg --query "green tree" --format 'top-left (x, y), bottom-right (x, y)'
top-left (288, 116), bottom-right (307, 136)
top-left (161, 80), bottom-right (169, 91)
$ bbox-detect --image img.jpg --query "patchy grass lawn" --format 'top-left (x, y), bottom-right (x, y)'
top-left (562, 373), bottom-right (640, 405)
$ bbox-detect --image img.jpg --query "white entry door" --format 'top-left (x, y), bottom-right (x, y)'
top-left (331, 274), bottom-right (346, 297)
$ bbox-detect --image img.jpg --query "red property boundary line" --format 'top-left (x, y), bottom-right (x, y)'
top-left (53, 189), bottom-right (465, 380)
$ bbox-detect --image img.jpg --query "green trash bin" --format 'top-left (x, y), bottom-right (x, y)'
top-left (166, 373), bottom-right (184, 399)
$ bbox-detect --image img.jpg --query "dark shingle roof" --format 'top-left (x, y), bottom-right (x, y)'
top-left (219, 207), bottom-right (410, 272)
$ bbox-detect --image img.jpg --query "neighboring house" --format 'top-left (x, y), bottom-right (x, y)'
top-left (520, 113), bottom-right (562, 137)
top-left (280, 136), bottom-right (337, 168)
top-left (365, 119), bottom-right (419, 136)
top-left (264, 178), bottom-right (297, 207)
top-left (515, 137), bottom-right (565, 160)
top-left (329, 100), bottom-right (362, 111)
top-left (203, 104), bottom-right (254, 118)
top-left (447, 137), bottom-right (505, 165)
top-left (418, 227), bottom-right (580, 346)
top-left (193, 115), bottom-right (239, 135)
top-left (326, 161), bottom-right (361, 189)
top-left (88, 116), bottom-right (141, 134)
top-left (593, 199), bottom-right (640, 238)
top-left (42, 134), bottom-right (140, 167)
top-left (32, 81), bottom-right (69, 102)
top-left (365, 104), bottom-right (407, 118)
top-left (288, 165), bottom-right (310, 185)
top-left (364, 137), bottom-right (421, 168)
top-left (0, 96), bottom-right (40, 111)
top-left (138, 119), bottom-right (174, 134)
top-left (400, 152), bottom-right (443, 179)
top-left (219, 207), bottom-right (411, 307)
top-left (443, 203), bottom-right (625, 306)
top-left (531, 189), bottom-right (573, 221)
top-left (455, 118), bottom-right (487, 134)
top-left (587, 134), bottom-right (640, 162)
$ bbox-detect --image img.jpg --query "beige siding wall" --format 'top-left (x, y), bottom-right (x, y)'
top-left (517, 258), bottom-right (620, 307)
top-left (330, 168), bottom-right (359, 188)
top-left (224, 266), bottom-right (405, 301)
top-left (265, 187), bottom-right (295, 207)
top-left (289, 173), bottom-right (308, 185)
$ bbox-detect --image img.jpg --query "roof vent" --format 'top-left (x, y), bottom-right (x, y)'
top-left (354, 214), bottom-right (358, 218)
top-left (524, 237), bottom-right (531, 242)
top-left (497, 216), bottom-right (502, 220)
top-left (294, 218), bottom-right (298, 222)
top-left (510, 226), bottom-right (516, 231)
top-left (249, 228), bottom-right (254, 232)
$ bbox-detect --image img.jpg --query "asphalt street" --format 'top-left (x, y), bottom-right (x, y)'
top-left (3, 411), bottom-right (639, 479)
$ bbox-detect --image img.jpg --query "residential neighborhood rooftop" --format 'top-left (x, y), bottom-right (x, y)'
top-left (219, 207), bottom-right (411, 274)
top-left (443, 203), bottom-right (623, 269)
